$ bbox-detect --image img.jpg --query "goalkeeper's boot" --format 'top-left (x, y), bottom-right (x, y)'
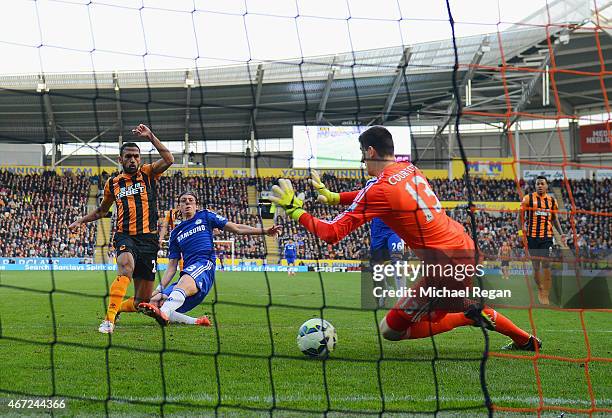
top-left (137, 302), bottom-right (169, 326)
top-left (98, 320), bottom-right (115, 334)
top-left (464, 305), bottom-right (496, 331)
top-left (501, 335), bottom-right (542, 352)
top-left (195, 316), bottom-right (211, 327)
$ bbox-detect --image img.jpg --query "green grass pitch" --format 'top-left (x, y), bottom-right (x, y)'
top-left (0, 271), bottom-right (610, 417)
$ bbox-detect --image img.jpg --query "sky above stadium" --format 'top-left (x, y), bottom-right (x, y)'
top-left (0, 0), bottom-right (595, 75)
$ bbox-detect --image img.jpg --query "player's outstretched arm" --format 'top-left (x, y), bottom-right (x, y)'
top-left (223, 222), bottom-right (282, 236)
top-left (153, 258), bottom-right (179, 297)
top-left (159, 214), bottom-right (169, 246)
top-left (309, 170), bottom-right (360, 205)
top-left (68, 193), bottom-right (113, 231)
top-left (551, 199), bottom-right (565, 236)
top-left (270, 178), bottom-right (376, 244)
top-left (132, 124), bottom-right (174, 175)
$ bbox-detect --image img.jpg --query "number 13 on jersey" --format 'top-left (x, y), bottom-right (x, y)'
top-left (404, 175), bottom-right (442, 223)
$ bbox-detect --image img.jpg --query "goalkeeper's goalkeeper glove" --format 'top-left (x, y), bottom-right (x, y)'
top-left (270, 179), bottom-right (306, 221)
top-left (309, 170), bottom-right (340, 205)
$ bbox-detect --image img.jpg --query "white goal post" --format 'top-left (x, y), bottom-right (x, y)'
top-left (213, 239), bottom-right (235, 268)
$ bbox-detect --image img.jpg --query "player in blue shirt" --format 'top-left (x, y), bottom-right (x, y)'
top-left (370, 217), bottom-right (405, 307)
top-left (138, 191), bottom-right (281, 326)
top-left (283, 239), bottom-right (298, 276)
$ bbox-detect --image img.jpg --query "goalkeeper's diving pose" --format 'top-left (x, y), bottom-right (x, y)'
top-left (139, 191), bottom-right (281, 326)
top-left (270, 126), bottom-right (540, 351)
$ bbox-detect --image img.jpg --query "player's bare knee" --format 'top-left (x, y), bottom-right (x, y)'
top-left (379, 318), bottom-right (402, 341)
top-left (177, 275), bottom-right (198, 296)
top-left (116, 260), bottom-right (133, 275)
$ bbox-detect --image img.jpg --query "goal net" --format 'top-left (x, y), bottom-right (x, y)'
top-left (0, 0), bottom-right (610, 417)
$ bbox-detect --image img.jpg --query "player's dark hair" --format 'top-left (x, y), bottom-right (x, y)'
top-left (536, 175), bottom-right (548, 183)
top-left (120, 142), bottom-right (140, 156)
top-left (178, 191), bottom-right (198, 203)
top-left (358, 126), bottom-right (395, 157)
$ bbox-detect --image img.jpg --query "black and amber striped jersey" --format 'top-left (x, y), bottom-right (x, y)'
top-left (521, 192), bottom-right (558, 238)
top-left (164, 208), bottom-right (182, 231)
top-left (104, 164), bottom-right (162, 235)
top-left (498, 242), bottom-right (512, 257)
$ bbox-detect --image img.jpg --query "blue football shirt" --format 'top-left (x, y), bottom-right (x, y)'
top-left (284, 243), bottom-right (297, 258)
top-left (168, 210), bottom-right (228, 267)
top-left (370, 217), bottom-right (400, 251)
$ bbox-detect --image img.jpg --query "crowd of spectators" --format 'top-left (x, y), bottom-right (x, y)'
top-left (276, 206), bottom-right (370, 261)
top-left (151, 173), bottom-right (266, 260)
top-left (0, 171), bottom-right (96, 258)
top-left (429, 178), bottom-right (520, 201)
top-left (1, 169), bottom-right (609, 264)
top-left (558, 179), bottom-right (611, 262)
top-left (449, 206), bottom-right (522, 257)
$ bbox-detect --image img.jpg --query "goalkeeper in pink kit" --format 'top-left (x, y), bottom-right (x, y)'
top-left (270, 126), bottom-right (540, 351)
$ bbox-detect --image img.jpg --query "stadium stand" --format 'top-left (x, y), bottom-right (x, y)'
top-left (0, 170), bottom-right (96, 258)
top-left (429, 178), bottom-right (521, 201)
top-left (559, 179), bottom-right (612, 265)
top-left (1, 170), bottom-right (609, 265)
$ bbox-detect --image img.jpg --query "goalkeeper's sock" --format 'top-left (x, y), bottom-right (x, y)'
top-left (161, 288), bottom-right (187, 316)
top-left (482, 308), bottom-right (530, 346)
top-left (168, 311), bottom-right (197, 325)
top-left (118, 297), bottom-right (137, 313)
top-left (402, 313), bottom-right (471, 339)
top-left (105, 275), bottom-right (131, 323)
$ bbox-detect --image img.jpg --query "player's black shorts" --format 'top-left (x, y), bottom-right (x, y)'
top-left (114, 232), bottom-right (159, 281)
top-left (527, 237), bottom-right (553, 259)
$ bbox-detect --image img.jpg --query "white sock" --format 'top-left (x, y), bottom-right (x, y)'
top-left (161, 288), bottom-right (186, 316)
top-left (169, 311), bottom-right (197, 325)
top-left (395, 275), bottom-right (406, 291)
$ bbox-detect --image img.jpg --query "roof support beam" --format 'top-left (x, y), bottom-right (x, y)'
top-left (432, 36), bottom-right (490, 141)
top-left (316, 56), bottom-right (338, 124)
top-left (249, 64), bottom-right (265, 134)
top-left (184, 69), bottom-right (194, 166)
top-left (38, 75), bottom-right (59, 167)
top-left (55, 123), bottom-right (119, 167)
top-left (113, 72), bottom-right (123, 147)
top-left (378, 47), bottom-right (412, 124)
top-left (507, 54), bottom-right (553, 128)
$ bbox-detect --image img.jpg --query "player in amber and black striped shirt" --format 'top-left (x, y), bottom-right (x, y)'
top-left (518, 176), bottom-right (565, 305)
top-left (159, 207), bottom-right (184, 271)
top-left (69, 124), bottom-right (174, 333)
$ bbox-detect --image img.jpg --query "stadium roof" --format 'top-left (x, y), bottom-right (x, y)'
top-left (0, 0), bottom-right (610, 144)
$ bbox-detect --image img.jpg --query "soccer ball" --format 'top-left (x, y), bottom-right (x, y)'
top-left (296, 318), bottom-right (337, 358)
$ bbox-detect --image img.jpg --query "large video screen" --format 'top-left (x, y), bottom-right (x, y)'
top-left (292, 126), bottom-right (411, 168)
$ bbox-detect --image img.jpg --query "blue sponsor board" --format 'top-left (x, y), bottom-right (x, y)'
top-left (224, 265), bottom-right (308, 272)
top-left (0, 258), bottom-right (307, 273)
top-left (0, 257), bottom-right (86, 266)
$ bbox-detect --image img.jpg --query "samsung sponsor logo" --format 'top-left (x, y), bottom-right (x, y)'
top-left (177, 225), bottom-right (207, 242)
